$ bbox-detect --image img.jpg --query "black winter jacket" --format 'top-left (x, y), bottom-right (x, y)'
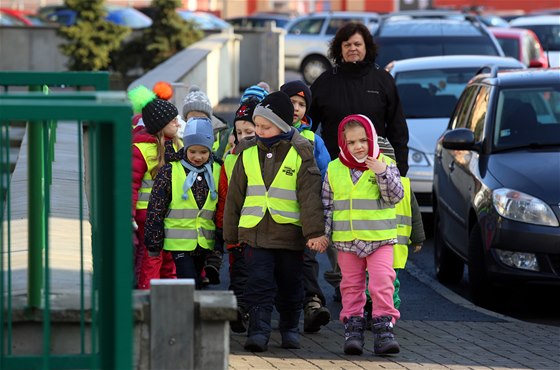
top-left (308, 61), bottom-right (409, 176)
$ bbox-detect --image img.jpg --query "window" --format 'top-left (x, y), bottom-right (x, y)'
top-left (450, 85), bottom-right (479, 129)
top-left (288, 18), bottom-right (324, 35)
top-left (466, 86), bottom-right (489, 142)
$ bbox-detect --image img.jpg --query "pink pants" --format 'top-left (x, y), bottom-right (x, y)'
top-left (338, 245), bottom-right (400, 323)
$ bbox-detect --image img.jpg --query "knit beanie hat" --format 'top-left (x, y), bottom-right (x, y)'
top-left (240, 84), bottom-right (269, 104)
top-left (182, 85), bottom-right (212, 118)
top-left (338, 114), bottom-right (380, 171)
top-left (183, 117), bottom-right (215, 150)
top-left (252, 91), bottom-right (294, 133)
top-left (128, 85), bottom-right (179, 135)
top-left (280, 80), bottom-right (311, 114)
top-left (235, 98), bottom-right (259, 124)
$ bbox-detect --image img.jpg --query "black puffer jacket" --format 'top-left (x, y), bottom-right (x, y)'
top-left (308, 61), bottom-right (409, 176)
top-left (223, 130), bottom-right (325, 251)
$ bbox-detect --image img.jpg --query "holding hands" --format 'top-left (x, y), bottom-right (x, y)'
top-left (307, 235), bottom-right (329, 253)
top-left (365, 156), bottom-right (387, 175)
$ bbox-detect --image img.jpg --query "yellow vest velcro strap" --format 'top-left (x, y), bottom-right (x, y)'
top-left (333, 199), bottom-right (387, 210)
top-left (268, 187), bottom-right (298, 201)
top-left (333, 219), bottom-right (397, 231)
top-left (241, 206), bottom-right (265, 217)
top-left (167, 209), bottom-right (200, 219)
top-left (247, 185), bottom-right (266, 196)
top-left (269, 208), bottom-right (300, 220)
top-left (165, 228), bottom-right (199, 239)
top-left (141, 179), bottom-right (154, 188)
top-left (138, 192), bottom-right (151, 202)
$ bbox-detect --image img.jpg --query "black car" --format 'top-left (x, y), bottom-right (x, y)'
top-left (432, 68), bottom-right (560, 305)
top-left (373, 10), bottom-right (504, 68)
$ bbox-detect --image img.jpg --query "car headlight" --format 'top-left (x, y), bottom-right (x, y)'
top-left (408, 147), bottom-right (430, 167)
top-left (493, 188), bottom-right (559, 227)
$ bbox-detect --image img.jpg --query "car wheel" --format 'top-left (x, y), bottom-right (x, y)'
top-left (300, 56), bottom-right (330, 85)
top-left (433, 209), bottom-right (464, 283)
top-left (468, 223), bottom-right (493, 306)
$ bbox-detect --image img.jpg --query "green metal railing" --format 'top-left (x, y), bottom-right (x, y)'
top-left (0, 72), bottom-right (109, 309)
top-left (0, 84), bottom-right (132, 368)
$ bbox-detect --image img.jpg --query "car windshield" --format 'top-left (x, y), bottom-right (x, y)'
top-left (496, 38), bottom-right (520, 60)
top-left (376, 37), bottom-right (500, 68)
top-left (395, 67), bottom-right (483, 118)
top-left (494, 87), bottom-right (560, 150)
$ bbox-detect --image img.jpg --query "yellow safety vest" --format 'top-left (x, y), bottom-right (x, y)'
top-left (223, 153), bottom-right (238, 184)
top-left (163, 161), bottom-right (221, 251)
top-left (239, 145), bottom-right (302, 227)
top-left (299, 130), bottom-right (315, 142)
top-left (134, 142), bottom-right (179, 210)
top-left (393, 177), bottom-right (412, 269)
top-left (134, 142), bottom-right (158, 210)
top-left (328, 154), bottom-right (397, 242)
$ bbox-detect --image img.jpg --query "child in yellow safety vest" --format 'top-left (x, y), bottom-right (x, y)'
top-left (128, 85), bottom-right (179, 289)
top-left (215, 97), bottom-right (259, 333)
top-left (144, 117), bottom-right (221, 289)
top-left (318, 114), bottom-right (404, 356)
top-left (223, 91), bottom-right (328, 352)
top-left (363, 137), bottom-right (425, 327)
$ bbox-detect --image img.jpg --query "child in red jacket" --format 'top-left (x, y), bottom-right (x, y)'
top-left (129, 86), bottom-right (180, 289)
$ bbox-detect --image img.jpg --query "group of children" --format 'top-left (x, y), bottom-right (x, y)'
top-left (128, 80), bottom-right (425, 357)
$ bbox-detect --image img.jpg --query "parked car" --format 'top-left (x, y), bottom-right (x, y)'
top-left (509, 15), bottom-right (560, 67)
top-left (432, 68), bottom-right (560, 305)
top-left (385, 55), bottom-right (525, 212)
top-left (373, 10), bottom-right (504, 68)
top-left (177, 10), bottom-right (231, 31)
top-left (284, 11), bottom-right (379, 84)
top-left (39, 5), bottom-right (153, 29)
top-left (489, 27), bottom-right (549, 68)
top-left (0, 8), bottom-right (40, 26)
top-left (226, 12), bottom-right (292, 29)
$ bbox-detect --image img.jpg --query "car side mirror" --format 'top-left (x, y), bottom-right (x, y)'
top-left (442, 128), bottom-right (479, 151)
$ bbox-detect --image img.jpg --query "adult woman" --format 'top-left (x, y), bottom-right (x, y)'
top-left (308, 22), bottom-right (409, 176)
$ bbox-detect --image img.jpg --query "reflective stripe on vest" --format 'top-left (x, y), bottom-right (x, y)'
top-left (239, 145), bottom-right (302, 227)
top-left (328, 155), bottom-right (397, 242)
top-left (393, 177), bottom-right (412, 269)
top-left (223, 153), bottom-right (238, 184)
top-left (134, 142), bottom-right (158, 210)
top-left (163, 161), bottom-right (221, 251)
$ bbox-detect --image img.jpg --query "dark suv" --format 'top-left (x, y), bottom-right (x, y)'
top-left (373, 11), bottom-right (504, 68)
top-left (432, 68), bottom-right (560, 305)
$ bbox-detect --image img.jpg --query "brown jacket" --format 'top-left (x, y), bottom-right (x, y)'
top-left (223, 130), bottom-right (325, 251)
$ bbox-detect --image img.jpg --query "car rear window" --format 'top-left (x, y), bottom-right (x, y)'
top-left (375, 37), bottom-right (500, 68)
top-left (378, 20), bottom-right (484, 36)
top-left (496, 38), bottom-right (520, 60)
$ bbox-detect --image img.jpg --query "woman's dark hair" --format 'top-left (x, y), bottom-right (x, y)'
top-left (328, 22), bottom-right (377, 65)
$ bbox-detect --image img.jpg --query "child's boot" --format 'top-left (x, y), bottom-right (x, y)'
top-left (303, 295), bottom-right (331, 333)
top-left (204, 250), bottom-right (222, 284)
top-left (230, 306), bottom-right (249, 333)
top-left (372, 316), bottom-right (400, 355)
top-left (244, 307), bottom-right (271, 352)
top-left (279, 310), bottom-right (301, 349)
top-left (343, 316), bottom-right (365, 355)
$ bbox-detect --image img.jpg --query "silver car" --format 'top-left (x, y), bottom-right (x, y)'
top-left (284, 11), bottom-right (379, 84)
top-left (385, 55), bottom-right (525, 212)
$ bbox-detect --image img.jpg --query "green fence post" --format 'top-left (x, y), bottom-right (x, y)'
top-left (27, 85), bottom-right (45, 309)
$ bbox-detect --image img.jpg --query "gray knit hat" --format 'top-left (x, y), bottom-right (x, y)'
top-left (182, 85), bottom-right (212, 118)
top-left (252, 91), bottom-right (293, 133)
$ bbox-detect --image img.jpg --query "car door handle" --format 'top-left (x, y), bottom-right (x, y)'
top-left (448, 161), bottom-right (455, 172)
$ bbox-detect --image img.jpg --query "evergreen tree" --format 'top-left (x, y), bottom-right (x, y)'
top-left (141, 0), bottom-right (203, 70)
top-left (58, 0), bottom-right (130, 71)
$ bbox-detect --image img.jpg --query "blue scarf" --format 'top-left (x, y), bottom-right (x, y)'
top-left (180, 159), bottom-right (217, 201)
top-left (257, 128), bottom-right (294, 147)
